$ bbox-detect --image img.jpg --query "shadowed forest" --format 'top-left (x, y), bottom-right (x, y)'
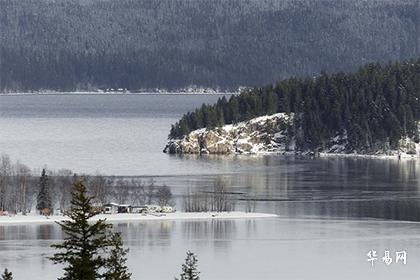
top-left (1, 0), bottom-right (419, 92)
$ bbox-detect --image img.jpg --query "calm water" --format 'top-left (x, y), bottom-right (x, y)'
top-left (0, 94), bottom-right (420, 279)
top-left (0, 94), bottom-right (227, 175)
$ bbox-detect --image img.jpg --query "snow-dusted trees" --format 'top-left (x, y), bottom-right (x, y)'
top-left (0, 154), bottom-right (12, 211)
top-left (183, 189), bottom-right (210, 213)
top-left (210, 178), bottom-right (235, 212)
top-left (0, 155), bottom-right (36, 214)
top-left (12, 162), bottom-right (32, 214)
top-left (145, 180), bottom-right (156, 205)
top-left (0, 154), bottom-right (177, 213)
top-left (175, 251), bottom-right (200, 280)
top-left (54, 169), bottom-right (75, 211)
top-left (129, 178), bottom-right (146, 206)
top-left (88, 174), bottom-right (112, 206)
top-left (0, 268), bottom-right (13, 280)
top-left (36, 169), bottom-right (53, 215)
top-left (183, 178), bottom-right (235, 212)
top-left (156, 185), bottom-right (173, 207)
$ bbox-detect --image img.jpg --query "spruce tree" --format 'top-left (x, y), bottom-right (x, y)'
top-left (50, 179), bottom-right (112, 280)
top-left (1, 268), bottom-right (13, 280)
top-left (36, 168), bottom-right (52, 215)
top-left (175, 251), bottom-right (200, 280)
top-left (103, 233), bottom-right (131, 280)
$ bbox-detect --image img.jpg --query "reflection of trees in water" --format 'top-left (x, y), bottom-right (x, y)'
top-left (181, 220), bottom-right (237, 250)
top-left (161, 158), bottom-right (420, 221)
top-left (0, 224), bottom-right (63, 270)
top-left (114, 221), bottom-right (176, 248)
top-left (36, 224), bottom-right (60, 240)
top-left (0, 224), bottom-right (59, 241)
top-left (244, 220), bottom-right (257, 239)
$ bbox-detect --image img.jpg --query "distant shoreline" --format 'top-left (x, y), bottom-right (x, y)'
top-left (0, 212), bottom-right (278, 225)
top-left (0, 90), bottom-right (240, 96)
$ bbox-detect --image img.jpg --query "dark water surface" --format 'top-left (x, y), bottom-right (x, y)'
top-left (0, 94), bottom-right (419, 279)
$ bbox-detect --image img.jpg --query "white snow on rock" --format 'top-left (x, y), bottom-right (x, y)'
top-left (164, 113), bottom-right (420, 159)
top-left (164, 113), bottom-right (295, 155)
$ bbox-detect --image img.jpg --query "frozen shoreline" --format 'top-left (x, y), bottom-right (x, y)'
top-left (0, 91), bottom-right (238, 96)
top-left (229, 150), bottom-right (420, 160)
top-left (0, 212), bottom-right (278, 225)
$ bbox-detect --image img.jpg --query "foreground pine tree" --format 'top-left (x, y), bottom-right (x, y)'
top-left (1, 268), bottom-right (13, 280)
top-left (175, 251), bottom-right (200, 280)
top-left (103, 232), bottom-right (132, 280)
top-left (50, 179), bottom-right (112, 280)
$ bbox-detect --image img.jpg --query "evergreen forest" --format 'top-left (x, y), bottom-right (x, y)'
top-left (169, 59), bottom-right (420, 152)
top-left (1, 0), bottom-right (419, 92)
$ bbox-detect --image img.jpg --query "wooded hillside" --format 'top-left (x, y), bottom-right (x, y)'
top-left (1, 0), bottom-right (419, 92)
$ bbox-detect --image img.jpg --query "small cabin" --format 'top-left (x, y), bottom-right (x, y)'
top-left (102, 203), bottom-right (119, 214)
top-left (117, 204), bottom-right (130, 213)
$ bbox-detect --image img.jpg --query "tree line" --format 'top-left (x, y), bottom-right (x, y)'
top-left (1, 0), bottom-right (419, 92)
top-left (0, 153), bottom-right (242, 215)
top-left (183, 178), bottom-right (236, 212)
top-left (0, 154), bottom-right (173, 214)
top-left (169, 59), bottom-right (420, 152)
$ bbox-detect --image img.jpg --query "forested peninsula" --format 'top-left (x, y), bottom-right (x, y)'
top-left (166, 59), bottom-right (420, 156)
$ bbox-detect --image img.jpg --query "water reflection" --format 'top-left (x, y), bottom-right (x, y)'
top-left (181, 220), bottom-right (236, 251)
top-left (156, 157), bottom-right (420, 221)
top-left (1, 209), bottom-right (420, 279)
top-left (114, 221), bottom-right (176, 248)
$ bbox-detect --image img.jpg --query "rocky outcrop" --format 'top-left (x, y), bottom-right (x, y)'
top-left (164, 114), bottom-right (420, 157)
top-left (164, 113), bottom-right (295, 155)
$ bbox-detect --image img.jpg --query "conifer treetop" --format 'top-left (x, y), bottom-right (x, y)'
top-left (1, 268), bottom-right (13, 280)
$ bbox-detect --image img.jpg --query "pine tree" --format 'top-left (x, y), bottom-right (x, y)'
top-left (50, 179), bottom-right (112, 280)
top-left (1, 268), bottom-right (13, 280)
top-left (175, 251), bottom-right (200, 280)
top-left (36, 168), bottom-right (52, 215)
top-left (103, 233), bottom-right (131, 280)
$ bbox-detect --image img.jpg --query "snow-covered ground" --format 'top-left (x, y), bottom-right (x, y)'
top-left (0, 212), bottom-right (277, 225)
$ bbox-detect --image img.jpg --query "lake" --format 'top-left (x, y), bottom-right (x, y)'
top-left (0, 94), bottom-right (419, 279)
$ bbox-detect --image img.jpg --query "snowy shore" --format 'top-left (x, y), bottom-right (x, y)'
top-left (0, 212), bottom-right (278, 225)
top-left (165, 113), bottom-right (420, 159)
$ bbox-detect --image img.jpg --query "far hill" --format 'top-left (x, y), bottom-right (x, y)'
top-left (1, 0), bottom-right (419, 92)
